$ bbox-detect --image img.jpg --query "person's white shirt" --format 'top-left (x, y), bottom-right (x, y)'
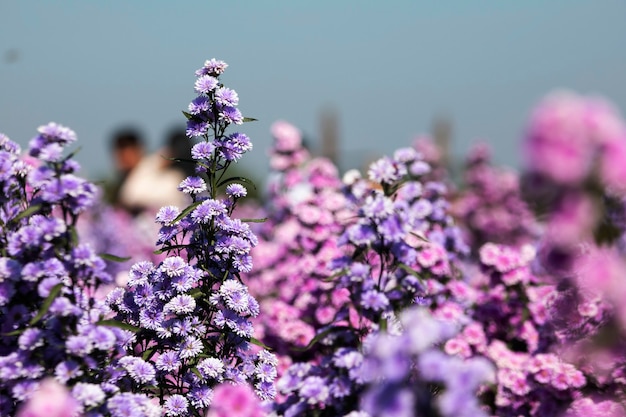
top-left (119, 151), bottom-right (189, 212)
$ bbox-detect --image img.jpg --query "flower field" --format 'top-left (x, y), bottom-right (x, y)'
top-left (2, 59), bottom-right (626, 417)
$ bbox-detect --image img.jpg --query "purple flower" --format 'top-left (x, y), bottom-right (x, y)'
top-left (178, 336), bottom-right (203, 359)
top-left (219, 280), bottom-right (250, 313)
top-left (361, 290), bottom-right (389, 312)
top-left (191, 199), bottom-right (227, 223)
top-left (255, 361), bottom-right (278, 383)
top-left (120, 357), bottom-right (156, 384)
top-left (164, 294), bottom-right (196, 315)
top-left (362, 194), bottom-right (394, 219)
top-left (191, 142), bottom-right (215, 160)
top-left (226, 183), bottom-right (247, 198)
top-left (197, 358), bottom-right (225, 381)
top-left (164, 394), bottom-right (188, 416)
top-left (72, 382), bottom-right (105, 407)
top-left (188, 96), bottom-right (210, 115)
top-left (186, 119), bottom-right (210, 138)
top-left (55, 361), bottom-right (83, 384)
top-left (194, 75), bottom-right (219, 94)
top-left (107, 393), bottom-right (161, 417)
top-left (409, 160), bottom-right (431, 176)
top-left (189, 386), bottom-right (213, 409)
top-left (195, 58), bottom-right (228, 77)
top-left (178, 176), bottom-right (207, 194)
top-left (215, 87), bottom-right (239, 107)
top-left (17, 329), bottom-right (43, 351)
top-left (218, 106), bottom-right (243, 125)
top-left (368, 156), bottom-right (406, 183)
top-left (66, 335), bottom-right (93, 356)
top-left (160, 256), bottom-right (187, 277)
top-left (37, 143), bottom-right (64, 162)
top-left (156, 206), bottom-right (181, 226)
top-left (299, 376), bottom-right (329, 405)
top-left (37, 122), bottom-right (77, 144)
top-left (361, 386), bottom-right (414, 417)
top-left (155, 351), bottom-right (181, 372)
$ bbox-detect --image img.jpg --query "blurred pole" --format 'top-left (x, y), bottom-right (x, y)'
top-left (320, 107), bottom-right (339, 168)
top-left (432, 115), bottom-right (452, 169)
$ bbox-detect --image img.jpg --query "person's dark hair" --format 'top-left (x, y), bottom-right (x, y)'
top-left (165, 126), bottom-right (196, 178)
top-left (111, 127), bottom-right (144, 151)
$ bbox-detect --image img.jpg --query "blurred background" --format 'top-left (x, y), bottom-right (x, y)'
top-left (1, 0), bottom-right (625, 183)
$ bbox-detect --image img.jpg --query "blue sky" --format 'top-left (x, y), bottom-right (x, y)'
top-left (1, 0), bottom-right (625, 180)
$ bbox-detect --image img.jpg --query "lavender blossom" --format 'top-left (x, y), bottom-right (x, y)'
top-left (108, 59), bottom-right (275, 416)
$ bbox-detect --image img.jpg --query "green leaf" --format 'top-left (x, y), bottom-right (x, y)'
top-left (142, 348), bottom-right (155, 361)
top-left (69, 225), bottom-right (79, 247)
top-left (99, 253), bottom-right (132, 263)
top-left (191, 367), bottom-right (203, 379)
top-left (153, 244), bottom-right (190, 255)
top-left (292, 326), bottom-right (352, 352)
top-left (62, 146), bottom-right (82, 163)
top-left (10, 204), bottom-right (42, 224)
top-left (3, 328), bottom-right (25, 337)
top-left (240, 218), bottom-right (267, 223)
top-left (408, 231), bottom-right (429, 242)
top-left (188, 288), bottom-right (204, 298)
top-left (172, 200), bottom-right (204, 224)
top-left (322, 268), bottom-right (348, 283)
top-left (182, 111), bottom-right (194, 120)
top-left (96, 319), bottom-right (141, 333)
top-left (250, 337), bottom-right (272, 350)
top-left (29, 283), bottom-right (64, 326)
top-left (216, 176), bottom-right (257, 190)
top-left (242, 117), bottom-right (257, 123)
top-left (398, 263), bottom-right (425, 286)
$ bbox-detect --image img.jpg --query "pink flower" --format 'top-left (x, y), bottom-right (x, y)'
top-left (520, 321), bottom-right (539, 353)
top-left (16, 378), bottom-right (79, 417)
top-left (501, 267), bottom-right (528, 286)
top-left (524, 91), bottom-right (596, 185)
top-left (447, 281), bottom-right (477, 303)
top-left (546, 192), bottom-right (598, 244)
top-left (461, 322), bottom-right (487, 348)
top-left (479, 243), bottom-right (501, 266)
top-left (600, 139), bottom-right (626, 195)
top-left (315, 306), bottom-right (336, 324)
top-left (498, 369), bottom-right (530, 395)
top-left (492, 249), bottom-right (518, 273)
top-left (206, 383), bottom-right (265, 417)
top-left (444, 338), bottom-right (472, 358)
top-left (271, 120), bottom-right (302, 152)
top-left (416, 245), bottom-right (442, 268)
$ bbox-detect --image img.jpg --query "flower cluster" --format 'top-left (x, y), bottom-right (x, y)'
top-left (77, 203), bottom-right (164, 287)
top-left (272, 145), bottom-right (470, 416)
top-left (357, 307), bottom-right (495, 417)
top-left (8, 57), bottom-right (626, 417)
top-left (0, 126), bottom-right (153, 416)
top-left (107, 59), bottom-right (276, 416)
top-left (331, 147), bottom-right (468, 328)
top-left (521, 92), bottom-right (626, 412)
top-left (452, 143), bottom-right (538, 249)
top-left (245, 121), bottom-right (351, 371)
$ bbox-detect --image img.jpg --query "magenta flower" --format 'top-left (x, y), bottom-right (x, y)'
top-left (15, 379), bottom-right (78, 417)
top-left (206, 383), bottom-right (265, 417)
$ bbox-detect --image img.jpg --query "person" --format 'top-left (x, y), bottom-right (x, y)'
top-left (118, 127), bottom-right (194, 213)
top-left (105, 127), bottom-right (145, 213)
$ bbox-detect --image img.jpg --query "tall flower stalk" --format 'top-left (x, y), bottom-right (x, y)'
top-left (107, 59), bottom-right (276, 417)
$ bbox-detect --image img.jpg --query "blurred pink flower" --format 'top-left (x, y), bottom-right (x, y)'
top-left (524, 91), bottom-right (595, 185)
top-left (16, 378), bottom-right (79, 417)
top-left (205, 383), bottom-right (265, 417)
